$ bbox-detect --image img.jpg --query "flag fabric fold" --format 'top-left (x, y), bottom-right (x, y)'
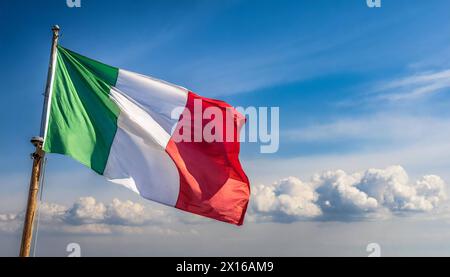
top-left (43, 46), bottom-right (250, 225)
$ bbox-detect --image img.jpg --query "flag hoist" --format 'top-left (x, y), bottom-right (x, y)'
top-left (20, 25), bottom-right (60, 257)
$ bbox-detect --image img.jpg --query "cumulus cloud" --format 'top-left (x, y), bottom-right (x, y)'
top-left (64, 197), bottom-right (106, 225)
top-left (62, 197), bottom-right (171, 228)
top-left (0, 212), bottom-right (21, 233)
top-left (0, 197), bottom-right (172, 235)
top-left (359, 166), bottom-right (447, 213)
top-left (251, 166), bottom-right (448, 222)
top-left (1, 166), bottom-right (447, 232)
top-left (251, 177), bottom-right (321, 222)
top-left (39, 202), bottom-right (67, 220)
top-left (314, 170), bottom-right (379, 220)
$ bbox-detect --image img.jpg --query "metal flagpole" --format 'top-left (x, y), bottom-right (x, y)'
top-left (19, 25), bottom-right (60, 257)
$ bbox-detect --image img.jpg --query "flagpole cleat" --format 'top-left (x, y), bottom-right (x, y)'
top-left (30, 136), bottom-right (44, 147)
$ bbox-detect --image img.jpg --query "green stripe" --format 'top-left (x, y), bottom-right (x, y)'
top-left (43, 45), bottom-right (120, 174)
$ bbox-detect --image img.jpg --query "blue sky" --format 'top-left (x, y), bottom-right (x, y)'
top-left (2, 0), bottom-right (450, 256)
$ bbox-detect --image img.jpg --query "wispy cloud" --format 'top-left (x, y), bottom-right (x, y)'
top-left (171, 14), bottom-right (395, 96)
top-left (373, 69), bottom-right (450, 101)
top-left (247, 111), bottom-right (450, 188)
top-left (284, 114), bottom-right (450, 144)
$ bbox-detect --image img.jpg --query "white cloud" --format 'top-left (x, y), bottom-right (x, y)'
top-left (64, 197), bottom-right (106, 225)
top-left (0, 213), bottom-right (17, 222)
top-left (0, 213), bottom-right (20, 233)
top-left (0, 197), bottom-right (172, 235)
top-left (251, 166), bottom-right (448, 222)
top-left (39, 202), bottom-right (67, 220)
top-left (251, 177), bottom-right (322, 222)
top-left (105, 199), bottom-right (146, 225)
top-left (374, 69), bottom-right (450, 101)
top-left (1, 167), bottom-right (447, 233)
top-left (314, 170), bottom-right (379, 219)
top-left (358, 166), bottom-right (447, 212)
top-left (62, 197), bottom-right (172, 229)
top-left (284, 114), bottom-right (450, 144)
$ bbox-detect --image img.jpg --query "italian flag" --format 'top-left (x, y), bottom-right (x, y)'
top-left (43, 46), bottom-right (250, 225)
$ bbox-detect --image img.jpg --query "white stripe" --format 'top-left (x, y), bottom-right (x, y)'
top-left (109, 89), bottom-right (171, 148)
top-left (103, 69), bottom-right (188, 206)
top-left (115, 69), bottom-right (188, 136)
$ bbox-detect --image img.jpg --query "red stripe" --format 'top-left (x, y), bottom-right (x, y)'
top-left (165, 92), bottom-right (250, 225)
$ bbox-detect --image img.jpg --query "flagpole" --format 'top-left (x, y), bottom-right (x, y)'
top-left (19, 25), bottom-right (60, 257)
